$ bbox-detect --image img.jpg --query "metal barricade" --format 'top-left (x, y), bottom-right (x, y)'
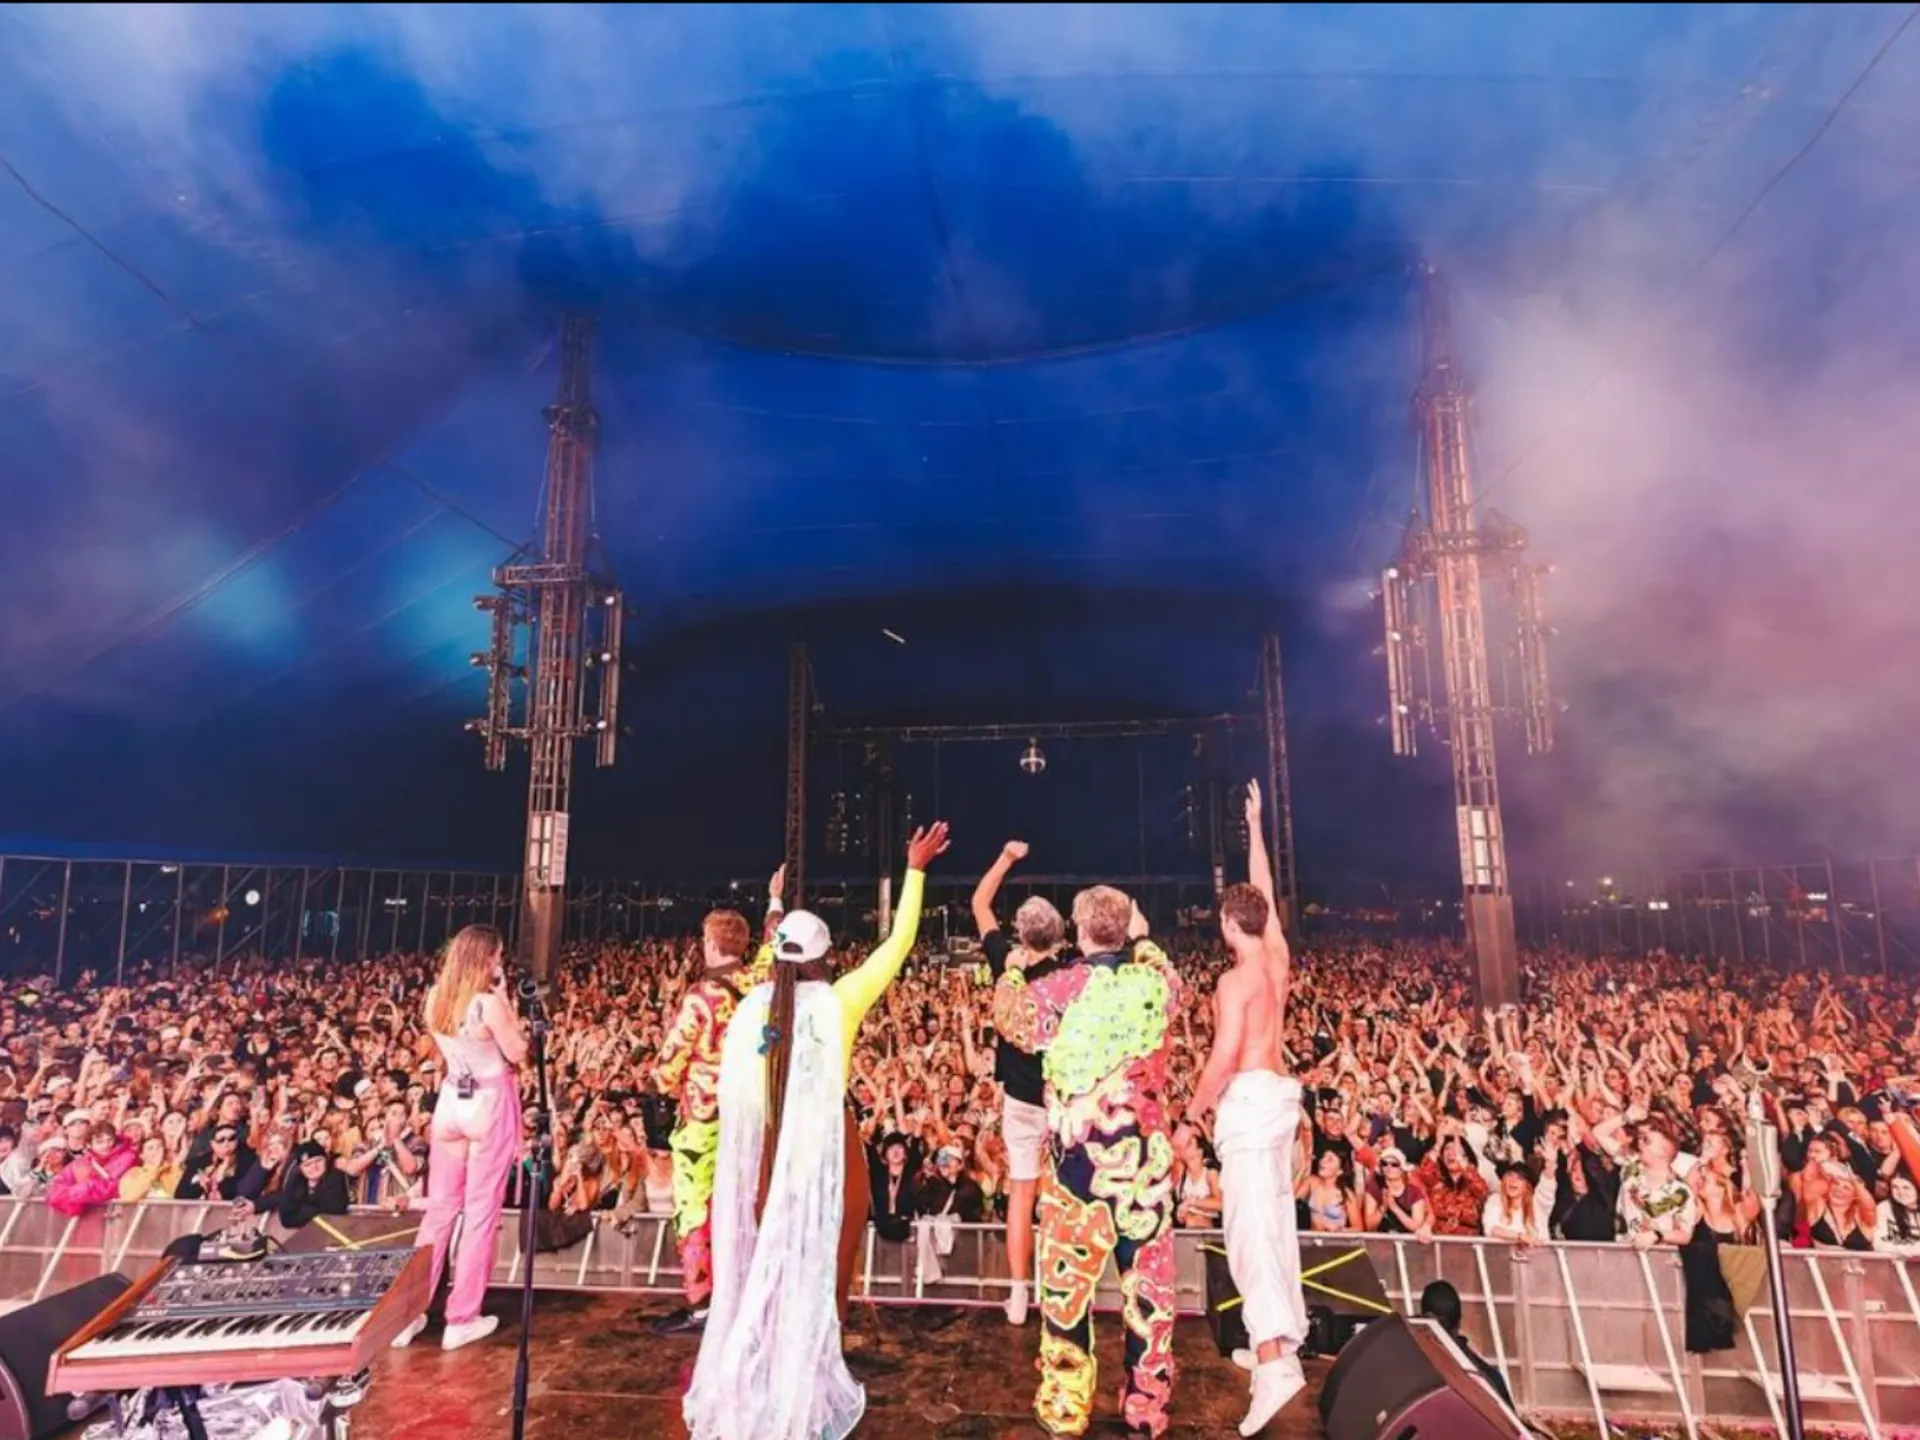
top-left (5, 1197), bottom-right (1916, 1434)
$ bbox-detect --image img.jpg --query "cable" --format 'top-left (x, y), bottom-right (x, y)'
top-left (1471, 3), bottom-right (1920, 512)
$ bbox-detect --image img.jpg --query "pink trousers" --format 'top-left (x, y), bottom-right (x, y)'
top-left (415, 1071), bottom-right (521, 1325)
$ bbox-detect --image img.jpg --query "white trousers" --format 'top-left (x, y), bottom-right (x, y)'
top-left (1214, 1071), bottom-right (1308, 1354)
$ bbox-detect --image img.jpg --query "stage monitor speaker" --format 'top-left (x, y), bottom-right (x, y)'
top-left (0, 1272), bottom-right (132, 1440)
top-left (1318, 1314), bottom-right (1527, 1440)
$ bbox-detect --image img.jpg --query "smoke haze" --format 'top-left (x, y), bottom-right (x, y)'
top-left (1, 4), bottom-right (1916, 875)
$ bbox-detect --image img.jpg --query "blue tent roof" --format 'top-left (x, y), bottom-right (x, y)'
top-left (1, 4), bottom-right (1915, 882)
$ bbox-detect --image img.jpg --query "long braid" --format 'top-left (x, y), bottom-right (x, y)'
top-left (756, 960), bottom-right (799, 1223)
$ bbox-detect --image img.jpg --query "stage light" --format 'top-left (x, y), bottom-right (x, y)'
top-left (1019, 739), bottom-right (1047, 775)
top-left (244, 889), bottom-right (261, 907)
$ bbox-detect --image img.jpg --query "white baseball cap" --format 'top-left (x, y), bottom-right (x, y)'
top-left (774, 911), bottom-right (831, 964)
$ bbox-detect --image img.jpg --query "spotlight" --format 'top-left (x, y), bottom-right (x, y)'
top-left (1019, 739), bottom-right (1047, 776)
top-left (243, 889), bottom-right (261, 907)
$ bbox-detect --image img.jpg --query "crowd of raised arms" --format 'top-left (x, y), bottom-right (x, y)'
top-left (2, 898), bottom-right (1918, 1257)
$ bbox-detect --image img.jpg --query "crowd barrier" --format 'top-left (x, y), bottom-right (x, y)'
top-left (2, 1196), bottom-right (1916, 1436)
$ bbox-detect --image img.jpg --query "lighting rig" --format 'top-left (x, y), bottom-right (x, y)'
top-left (467, 313), bottom-right (624, 979)
top-left (1377, 265), bottom-right (1558, 1007)
top-left (791, 635), bottom-right (1299, 935)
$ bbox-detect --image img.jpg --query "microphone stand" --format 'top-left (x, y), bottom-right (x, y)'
top-left (511, 979), bottom-right (554, 1440)
top-left (1748, 1094), bottom-right (1806, 1440)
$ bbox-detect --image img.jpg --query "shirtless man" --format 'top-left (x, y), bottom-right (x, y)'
top-left (1188, 779), bottom-right (1307, 1435)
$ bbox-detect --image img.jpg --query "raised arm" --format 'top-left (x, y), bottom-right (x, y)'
top-left (762, 864), bottom-right (787, 944)
top-left (971, 841), bottom-right (1027, 936)
top-left (1243, 779), bottom-right (1293, 1004)
top-left (835, 823), bottom-right (951, 1028)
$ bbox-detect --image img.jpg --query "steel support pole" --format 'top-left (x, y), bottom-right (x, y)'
top-left (1869, 860), bottom-right (1888, 975)
top-left (785, 641), bottom-right (810, 908)
top-left (115, 861), bottom-right (133, 985)
top-left (874, 733), bottom-right (895, 936)
top-left (416, 871), bottom-right (431, 953)
top-left (214, 864), bottom-right (231, 968)
top-left (330, 870), bottom-right (345, 965)
top-left (490, 873), bottom-right (502, 933)
top-left (1136, 741), bottom-right (1148, 877)
top-left (171, 867), bottom-right (185, 975)
top-left (54, 860), bottom-right (72, 985)
top-left (294, 869), bottom-right (310, 966)
top-left (1258, 633), bottom-right (1301, 934)
top-left (1826, 857), bottom-right (1845, 974)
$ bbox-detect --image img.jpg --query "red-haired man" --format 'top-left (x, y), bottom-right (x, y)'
top-left (651, 866), bottom-right (784, 1334)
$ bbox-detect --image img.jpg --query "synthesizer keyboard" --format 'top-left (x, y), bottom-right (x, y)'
top-left (50, 1247), bottom-right (433, 1394)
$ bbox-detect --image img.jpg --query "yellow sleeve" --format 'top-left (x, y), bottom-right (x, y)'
top-left (748, 942), bottom-right (774, 986)
top-left (836, 867), bottom-right (927, 1056)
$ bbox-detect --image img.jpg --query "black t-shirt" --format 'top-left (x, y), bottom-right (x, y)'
top-left (982, 929), bottom-right (1073, 1109)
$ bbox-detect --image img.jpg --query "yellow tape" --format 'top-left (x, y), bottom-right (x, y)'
top-left (310, 1218), bottom-right (419, 1252)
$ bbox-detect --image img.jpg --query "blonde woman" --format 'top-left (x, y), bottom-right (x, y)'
top-left (391, 924), bottom-right (527, 1353)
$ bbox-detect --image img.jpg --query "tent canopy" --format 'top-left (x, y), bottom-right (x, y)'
top-left (1, 4), bottom-right (1914, 879)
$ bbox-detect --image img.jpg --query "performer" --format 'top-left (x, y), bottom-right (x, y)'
top-left (392, 924), bottom-right (527, 1352)
top-left (994, 886), bottom-right (1180, 1439)
top-left (684, 823), bottom-right (949, 1440)
top-left (650, 866), bottom-right (785, 1335)
top-left (970, 838), bottom-right (1073, 1326)
top-left (1188, 780), bottom-right (1308, 1434)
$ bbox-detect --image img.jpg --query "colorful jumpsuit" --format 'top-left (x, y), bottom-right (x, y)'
top-left (994, 944), bottom-right (1182, 1438)
top-left (657, 950), bottom-right (770, 1306)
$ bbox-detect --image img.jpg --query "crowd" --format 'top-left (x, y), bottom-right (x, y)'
top-left (1, 930), bottom-right (1918, 1263)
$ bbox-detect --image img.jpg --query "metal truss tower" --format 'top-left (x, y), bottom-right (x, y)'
top-left (468, 314), bottom-right (624, 979)
top-left (1380, 265), bottom-right (1556, 1007)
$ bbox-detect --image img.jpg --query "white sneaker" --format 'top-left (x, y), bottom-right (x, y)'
top-left (441, 1315), bottom-right (500, 1352)
top-left (1004, 1281), bottom-right (1030, 1326)
top-left (390, 1316), bottom-right (429, 1350)
top-left (1239, 1355), bottom-right (1306, 1436)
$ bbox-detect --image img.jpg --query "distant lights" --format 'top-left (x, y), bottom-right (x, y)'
top-left (1018, 739), bottom-right (1047, 776)
top-left (243, 889), bottom-right (261, 907)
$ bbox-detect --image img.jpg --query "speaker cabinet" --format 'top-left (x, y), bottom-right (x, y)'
top-left (1318, 1315), bottom-right (1527, 1440)
top-left (0, 1273), bottom-right (133, 1440)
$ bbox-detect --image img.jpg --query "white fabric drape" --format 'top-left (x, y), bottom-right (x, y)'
top-left (684, 980), bottom-right (864, 1440)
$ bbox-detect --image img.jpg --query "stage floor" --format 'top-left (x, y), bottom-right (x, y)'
top-left (361, 1293), bottom-right (1329, 1438)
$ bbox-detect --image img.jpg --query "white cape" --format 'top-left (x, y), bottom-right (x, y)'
top-left (683, 979), bottom-right (865, 1440)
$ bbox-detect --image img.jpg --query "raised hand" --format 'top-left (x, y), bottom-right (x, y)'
top-left (768, 864), bottom-right (787, 903)
top-left (1002, 840), bottom-right (1029, 863)
top-left (906, 822), bottom-right (951, 871)
top-left (1245, 778), bottom-right (1263, 820)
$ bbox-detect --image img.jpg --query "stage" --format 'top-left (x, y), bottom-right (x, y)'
top-left (359, 1293), bottom-right (1329, 1438)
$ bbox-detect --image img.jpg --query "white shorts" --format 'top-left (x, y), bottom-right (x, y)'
top-left (1002, 1097), bottom-right (1050, 1183)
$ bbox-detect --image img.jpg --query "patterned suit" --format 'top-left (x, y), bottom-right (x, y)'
top-left (656, 954), bottom-right (768, 1305)
top-left (995, 942), bottom-right (1181, 1438)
